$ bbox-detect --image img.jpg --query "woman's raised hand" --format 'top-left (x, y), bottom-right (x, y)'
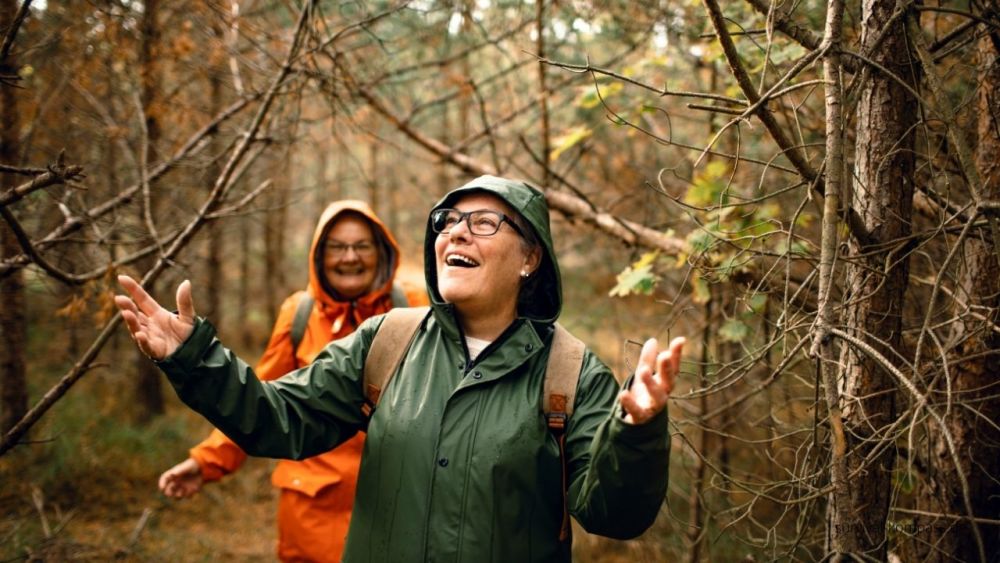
top-left (619, 336), bottom-right (686, 425)
top-left (115, 275), bottom-right (196, 360)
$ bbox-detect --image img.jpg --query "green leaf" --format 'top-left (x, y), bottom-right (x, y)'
top-left (719, 318), bottom-right (750, 342)
top-left (747, 293), bottom-right (768, 314)
top-left (609, 257), bottom-right (661, 298)
top-left (686, 229), bottom-right (715, 254)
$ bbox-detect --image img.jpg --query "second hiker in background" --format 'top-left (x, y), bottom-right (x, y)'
top-left (156, 201), bottom-right (426, 562)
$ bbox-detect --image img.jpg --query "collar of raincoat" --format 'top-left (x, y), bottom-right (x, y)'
top-left (423, 175), bottom-right (562, 338)
top-left (307, 200), bottom-right (400, 330)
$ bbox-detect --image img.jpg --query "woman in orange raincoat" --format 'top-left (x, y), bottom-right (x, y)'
top-left (157, 201), bottom-right (425, 562)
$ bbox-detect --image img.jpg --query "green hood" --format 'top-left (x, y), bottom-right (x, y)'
top-left (424, 175), bottom-right (562, 324)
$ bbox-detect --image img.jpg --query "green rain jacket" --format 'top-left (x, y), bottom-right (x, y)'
top-left (158, 176), bottom-right (670, 562)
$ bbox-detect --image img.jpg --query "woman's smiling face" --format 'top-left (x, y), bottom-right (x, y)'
top-left (434, 193), bottom-right (539, 318)
top-left (323, 214), bottom-right (379, 299)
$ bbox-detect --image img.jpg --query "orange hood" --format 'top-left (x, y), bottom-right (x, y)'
top-left (306, 201), bottom-right (400, 328)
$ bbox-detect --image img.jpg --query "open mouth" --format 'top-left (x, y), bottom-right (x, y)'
top-left (445, 253), bottom-right (480, 268)
top-left (334, 267), bottom-right (367, 275)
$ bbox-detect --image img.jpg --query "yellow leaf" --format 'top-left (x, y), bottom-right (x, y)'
top-left (634, 250), bottom-right (660, 269)
top-left (550, 126), bottom-right (592, 162)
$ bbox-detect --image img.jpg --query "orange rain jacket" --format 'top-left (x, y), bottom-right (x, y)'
top-left (189, 201), bottom-right (425, 561)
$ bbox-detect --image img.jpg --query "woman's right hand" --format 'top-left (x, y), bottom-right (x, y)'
top-left (158, 458), bottom-right (204, 499)
top-left (115, 275), bottom-right (196, 360)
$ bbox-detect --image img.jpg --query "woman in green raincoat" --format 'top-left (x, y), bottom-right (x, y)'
top-left (116, 175), bottom-right (686, 562)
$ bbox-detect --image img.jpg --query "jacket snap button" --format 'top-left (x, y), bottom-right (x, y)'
top-left (473, 371), bottom-right (483, 379)
top-left (524, 343), bottom-right (533, 352)
top-left (458, 361), bottom-right (465, 370)
top-left (438, 458), bottom-right (449, 467)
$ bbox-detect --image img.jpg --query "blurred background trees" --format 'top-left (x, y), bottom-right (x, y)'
top-left (1, 0), bottom-right (997, 560)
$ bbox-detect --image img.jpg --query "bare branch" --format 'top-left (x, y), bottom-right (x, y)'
top-left (0, 0), bottom-right (32, 62)
top-left (0, 162), bottom-right (85, 208)
top-left (0, 95), bottom-right (255, 278)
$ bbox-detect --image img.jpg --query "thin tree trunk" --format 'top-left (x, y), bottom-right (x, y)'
top-left (837, 0), bottom-right (917, 557)
top-left (686, 296), bottom-right (712, 563)
top-left (0, 0), bottom-right (27, 434)
top-left (368, 132), bottom-right (379, 212)
top-left (264, 186), bottom-right (280, 330)
top-left (814, 0), bottom-right (851, 556)
top-left (204, 42), bottom-right (225, 324)
top-left (133, 0), bottom-right (164, 423)
top-left (239, 211), bottom-right (253, 350)
top-left (535, 0), bottom-right (550, 187)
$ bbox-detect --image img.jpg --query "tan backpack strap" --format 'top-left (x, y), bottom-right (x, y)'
top-left (361, 306), bottom-right (429, 418)
top-left (542, 323), bottom-right (586, 542)
top-left (543, 323), bottom-right (586, 429)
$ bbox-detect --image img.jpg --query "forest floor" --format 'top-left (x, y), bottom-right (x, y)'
top-left (1, 406), bottom-right (278, 562)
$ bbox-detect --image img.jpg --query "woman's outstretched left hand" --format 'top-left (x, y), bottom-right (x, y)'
top-left (619, 336), bottom-right (685, 425)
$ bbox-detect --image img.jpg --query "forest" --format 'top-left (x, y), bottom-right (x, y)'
top-left (1, 0), bottom-right (998, 561)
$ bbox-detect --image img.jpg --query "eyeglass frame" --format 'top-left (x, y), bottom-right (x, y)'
top-left (323, 240), bottom-right (378, 258)
top-left (430, 208), bottom-right (526, 238)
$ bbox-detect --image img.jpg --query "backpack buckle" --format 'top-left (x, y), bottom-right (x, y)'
top-left (546, 412), bottom-right (567, 431)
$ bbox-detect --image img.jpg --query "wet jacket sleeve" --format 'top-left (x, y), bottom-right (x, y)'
top-left (188, 294), bottom-right (301, 480)
top-left (565, 351), bottom-right (670, 539)
top-left (158, 316), bottom-right (381, 461)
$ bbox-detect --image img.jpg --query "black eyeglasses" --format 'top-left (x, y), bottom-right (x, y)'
top-left (430, 208), bottom-right (525, 238)
top-left (324, 241), bottom-right (376, 258)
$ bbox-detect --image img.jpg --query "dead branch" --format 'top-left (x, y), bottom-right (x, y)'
top-left (0, 206), bottom-right (83, 284)
top-left (352, 77), bottom-right (688, 255)
top-left (0, 94), bottom-right (255, 278)
top-left (0, 160), bottom-right (85, 208)
top-left (0, 0), bottom-right (32, 62)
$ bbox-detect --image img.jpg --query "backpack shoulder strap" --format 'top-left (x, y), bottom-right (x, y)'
top-left (542, 322), bottom-right (586, 543)
top-left (543, 323), bottom-right (586, 429)
top-left (361, 306), bottom-right (429, 417)
top-left (290, 293), bottom-right (315, 356)
top-left (389, 281), bottom-right (409, 308)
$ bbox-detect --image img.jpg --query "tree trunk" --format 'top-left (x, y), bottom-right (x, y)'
top-left (204, 40), bottom-right (225, 325)
top-left (836, 0), bottom-right (917, 557)
top-left (0, 0), bottom-right (27, 435)
top-left (239, 211), bottom-right (253, 350)
top-left (132, 0), bottom-right (165, 423)
top-left (685, 296), bottom-right (712, 563)
top-left (911, 33), bottom-right (1000, 563)
top-left (368, 133), bottom-right (379, 213)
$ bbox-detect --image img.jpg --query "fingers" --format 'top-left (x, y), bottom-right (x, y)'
top-left (636, 337), bottom-right (659, 376)
top-left (158, 460), bottom-right (202, 499)
top-left (117, 275), bottom-right (161, 317)
top-left (618, 388), bottom-right (641, 423)
top-left (668, 336), bottom-right (685, 376)
top-left (620, 335), bottom-right (687, 425)
top-left (158, 469), bottom-right (173, 493)
top-left (176, 279), bottom-right (195, 323)
top-left (116, 299), bottom-right (141, 333)
top-left (654, 336), bottom-right (687, 396)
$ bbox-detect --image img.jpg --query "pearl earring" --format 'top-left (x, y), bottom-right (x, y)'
top-left (520, 270), bottom-right (529, 278)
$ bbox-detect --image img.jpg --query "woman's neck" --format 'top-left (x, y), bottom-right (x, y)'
top-left (456, 303), bottom-right (517, 341)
